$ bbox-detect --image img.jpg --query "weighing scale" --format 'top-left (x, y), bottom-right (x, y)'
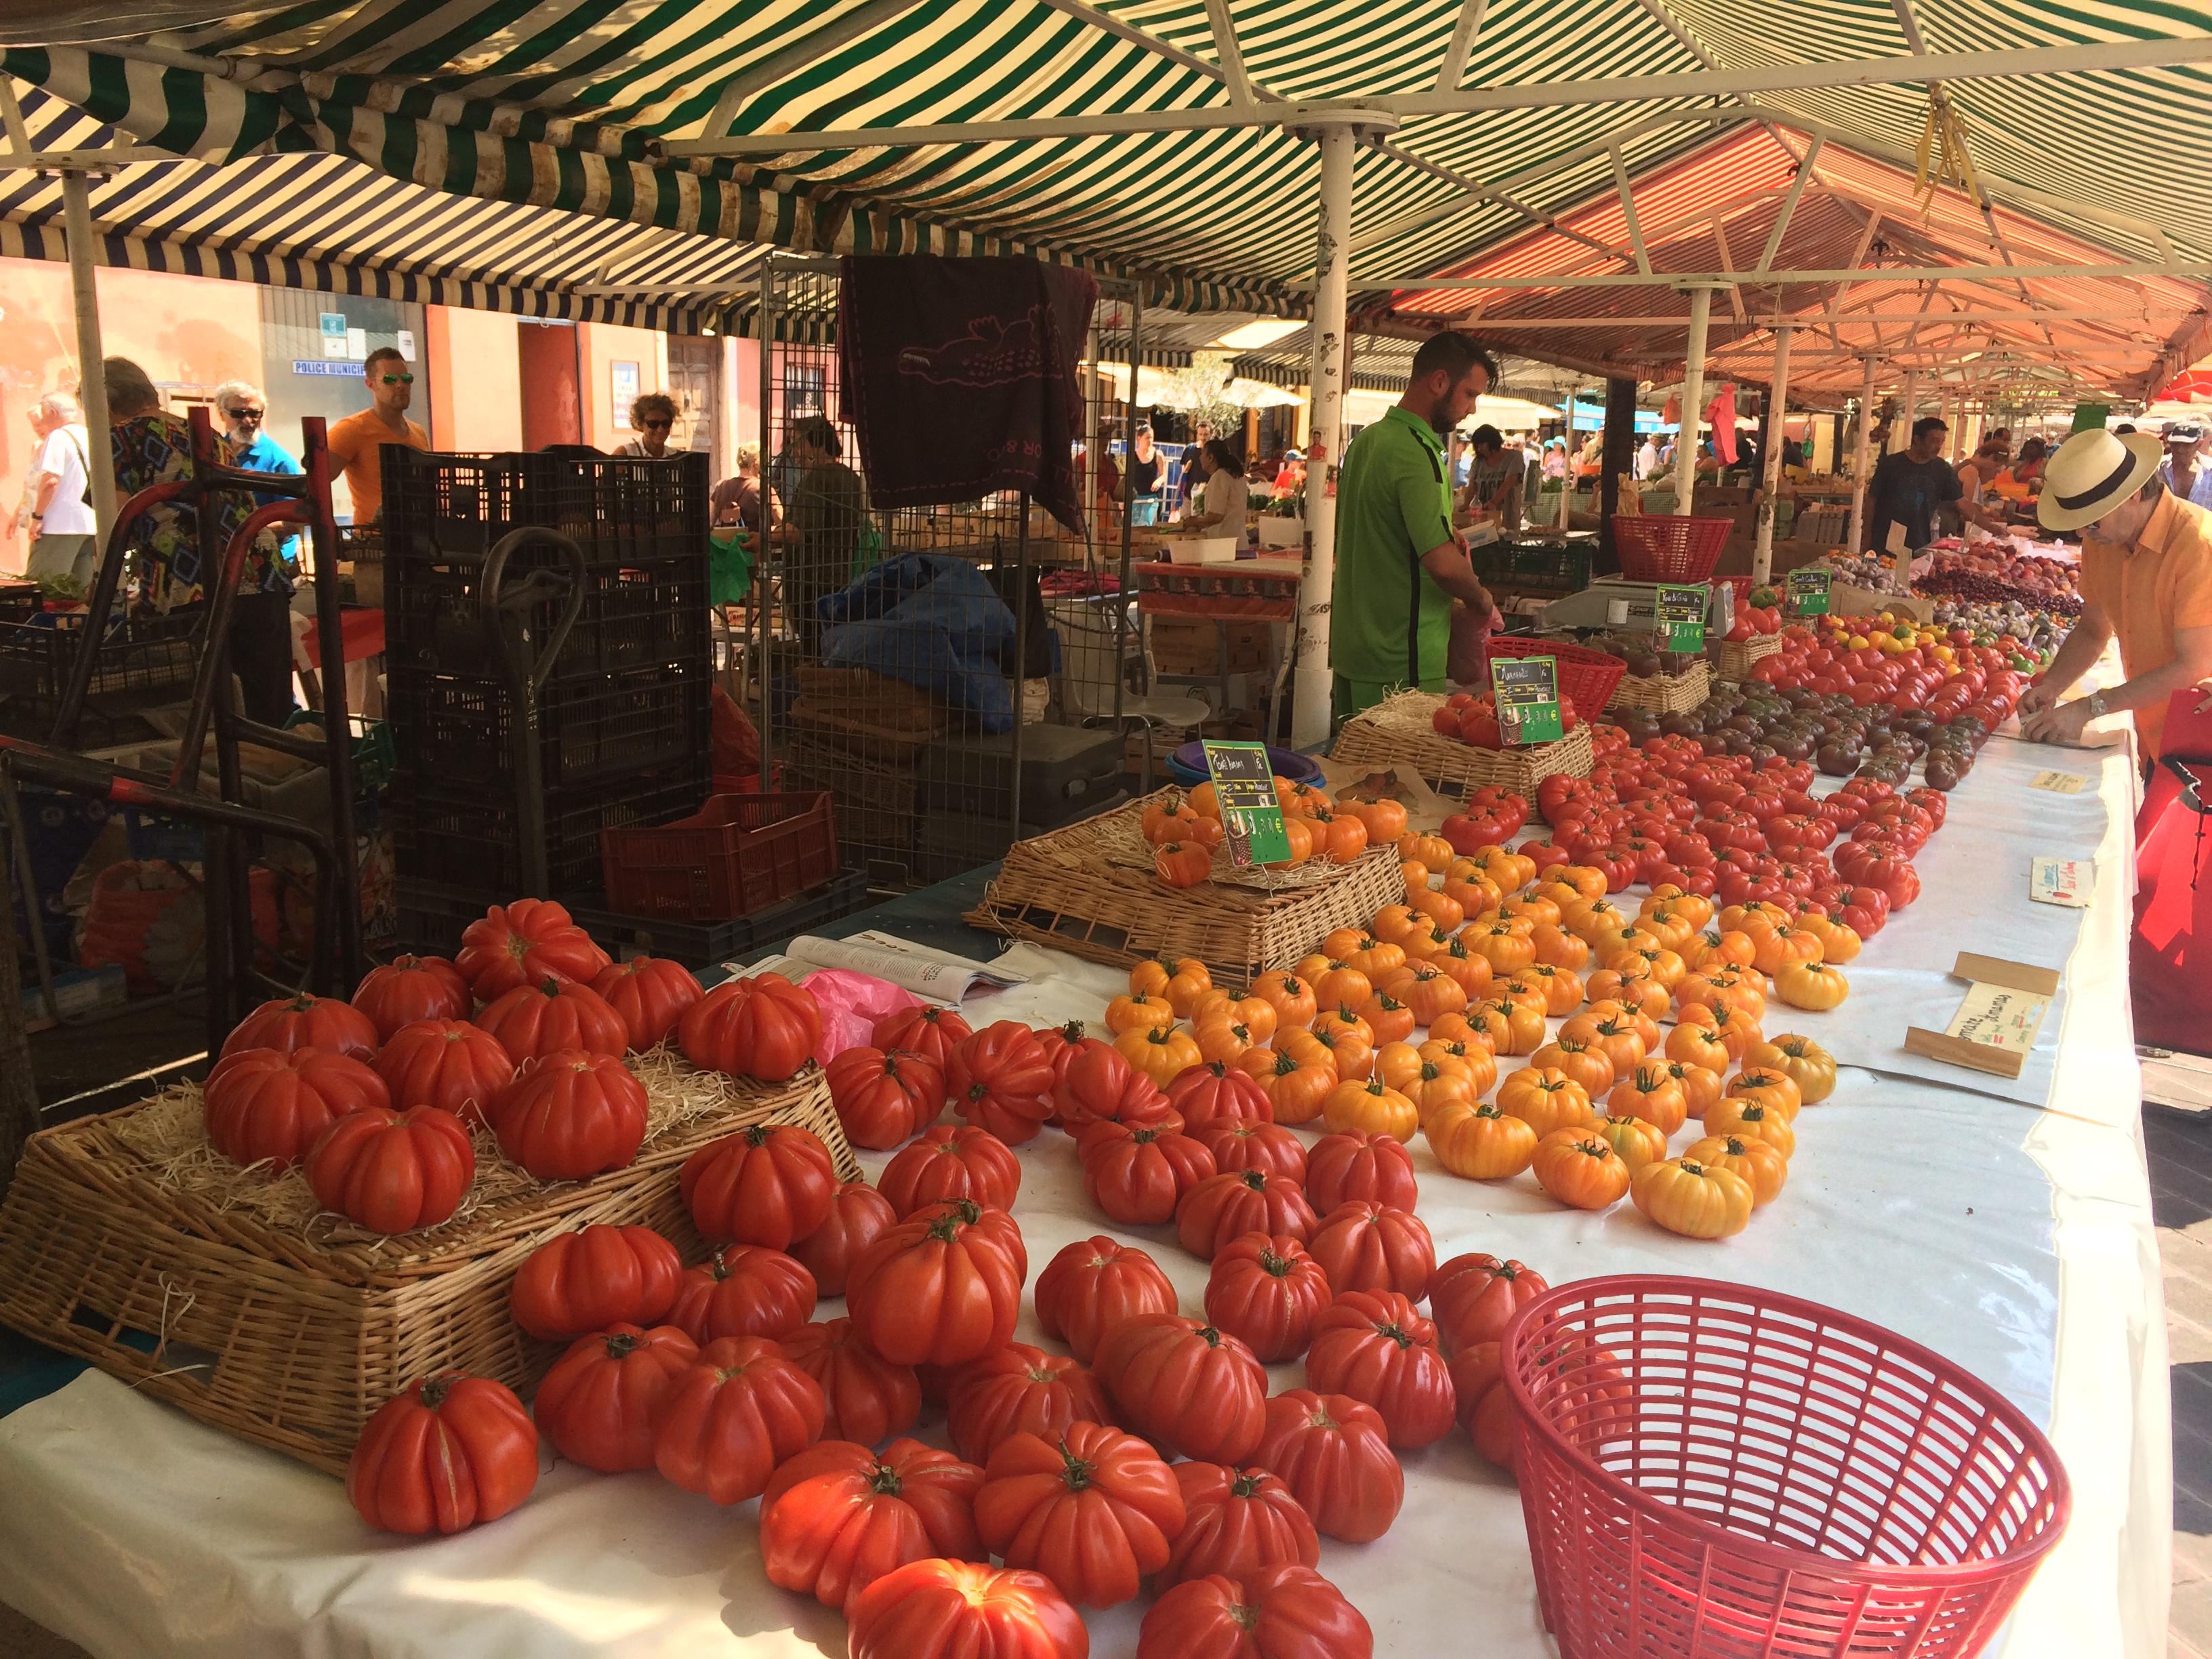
top-left (1538, 576), bottom-right (1735, 636)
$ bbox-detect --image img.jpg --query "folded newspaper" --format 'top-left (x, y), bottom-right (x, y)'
top-left (737, 930), bottom-right (1027, 1004)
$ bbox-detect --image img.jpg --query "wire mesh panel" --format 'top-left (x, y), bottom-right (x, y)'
top-left (754, 256), bottom-right (1145, 891)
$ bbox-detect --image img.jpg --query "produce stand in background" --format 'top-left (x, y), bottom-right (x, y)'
top-left (1331, 692), bottom-right (1597, 801)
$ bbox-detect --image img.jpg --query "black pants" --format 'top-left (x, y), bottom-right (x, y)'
top-left (229, 592), bottom-right (298, 726)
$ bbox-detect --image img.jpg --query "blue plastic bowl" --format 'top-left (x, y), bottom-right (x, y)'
top-left (1165, 742), bottom-right (1323, 790)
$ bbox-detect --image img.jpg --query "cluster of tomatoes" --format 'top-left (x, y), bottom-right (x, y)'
top-left (196, 899), bottom-right (809, 1235)
top-left (1750, 619), bottom-right (2028, 726)
top-left (1145, 778), bottom-right (1401, 888)
top-left (1535, 729), bottom-right (1935, 925)
top-left (1720, 586), bottom-right (1787, 642)
top-left (1430, 688), bottom-right (1582, 751)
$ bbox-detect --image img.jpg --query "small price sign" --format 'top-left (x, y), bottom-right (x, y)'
top-left (1786, 569), bottom-right (1832, 616)
top-left (1656, 584), bottom-right (1706, 653)
top-left (1490, 655), bottom-right (1563, 746)
top-left (1203, 741), bottom-right (1291, 867)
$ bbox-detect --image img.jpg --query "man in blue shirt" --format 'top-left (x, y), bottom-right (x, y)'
top-left (216, 380), bottom-right (304, 571)
top-left (2160, 420), bottom-right (2212, 510)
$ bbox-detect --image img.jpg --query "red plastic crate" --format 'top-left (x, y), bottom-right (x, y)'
top-left (1614, 516), bottom-right (1732, 583)
top-left (1504, 1275), bottom-right (2068, 1659)
top-left (599, 792), bottom-right (840, 922)
top-left (1481, 636), bottom-right (1627, 718)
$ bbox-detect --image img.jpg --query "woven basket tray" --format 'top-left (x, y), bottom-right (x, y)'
top-left (1606, 659), bottom-right (1711, 714)
top-left (967, 790), bottom-right (1405, 989)
top-left (0, 1054), bottom-right (851, 1476)
top-left (1708, 634), bottom-right (1782, 681)
top-left (1328, 693), bottom-right (1595, 802)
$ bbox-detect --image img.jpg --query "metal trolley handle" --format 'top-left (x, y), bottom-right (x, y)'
top-left (479, 528), bottom-right (586, 897)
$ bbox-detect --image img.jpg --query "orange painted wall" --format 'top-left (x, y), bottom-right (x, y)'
top-left (1, 258), bottom-right (262, 569)
top-left (426, 306), bottom-right (525, 451)
top-left (579, 321), bottom-right (668, 452)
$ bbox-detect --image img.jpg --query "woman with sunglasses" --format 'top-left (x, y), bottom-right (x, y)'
top-left (326, 347), bottom-right (428, 524)
top-left (616, 392), bottom-right (680, 458)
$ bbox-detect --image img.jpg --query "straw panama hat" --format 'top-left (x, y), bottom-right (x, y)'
top-left (2038, 427), bottom-right (2166, 533)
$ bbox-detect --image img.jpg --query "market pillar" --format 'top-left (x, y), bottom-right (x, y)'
top-left (1847, 355), bottom-right (1876, 560)
top-left (62, 169), bottom-right (116, 541)
top-left (1673, 285), bottom-right (1715, 516)
top-left (1599, 376), bottom-right (1637, 575)
top-left (1752, 326), bottom-right (1793, 588)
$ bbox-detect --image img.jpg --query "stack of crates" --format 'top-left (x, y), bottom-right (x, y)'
top-left (382, 448), bottom-right (712, 946)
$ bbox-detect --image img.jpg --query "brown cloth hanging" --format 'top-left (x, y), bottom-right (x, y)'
top-left (837, 254), bottom-right (1097, 536)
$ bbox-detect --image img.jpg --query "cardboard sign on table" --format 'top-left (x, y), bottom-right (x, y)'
top-left (1903, 952), bottom-right (2062, 1081)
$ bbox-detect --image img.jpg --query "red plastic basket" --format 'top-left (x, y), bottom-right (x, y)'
top-left (1481, 636), bottom-right (1628, 718)
top-left (600, 792), bottom-right (840, 922)
top-left (1615, 516), bottom-right (1733, 583)
top-left (1503, 1276), bottom-right (2069, 1659)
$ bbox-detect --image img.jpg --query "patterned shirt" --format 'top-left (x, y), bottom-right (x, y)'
top-left (110, 411), bottom-right (292, 606)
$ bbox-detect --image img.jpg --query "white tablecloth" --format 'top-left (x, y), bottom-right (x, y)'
top-left (0, 739), bottom-right (2169, 1659)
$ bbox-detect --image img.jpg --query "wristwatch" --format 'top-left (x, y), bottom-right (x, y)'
top-left (2084, 693), bottom-right (2108, 721)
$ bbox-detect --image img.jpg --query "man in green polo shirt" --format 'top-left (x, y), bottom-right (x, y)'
top-left (1330, 331), bottom-right (1499, 718)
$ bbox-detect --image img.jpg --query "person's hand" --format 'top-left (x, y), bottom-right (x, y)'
top-left (2196, 684), bottom-right (2212, 716)
top-left (2022, 698), bottom-right (2093, 746)
top-left (2015, 681), bottom-right (2059, 722)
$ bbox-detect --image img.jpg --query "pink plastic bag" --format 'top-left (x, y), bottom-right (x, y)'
top-left (800, 968), bottom-right (925, 1064)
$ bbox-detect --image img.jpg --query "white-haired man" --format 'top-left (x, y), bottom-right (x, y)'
top-left (215, 379), bottom-right (304, 570)
top-left (18, 390), bottom-right (96, 586)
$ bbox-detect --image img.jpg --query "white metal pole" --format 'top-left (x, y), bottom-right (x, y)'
top-left (62, 169), bottom-right (115, 541)
top-left (1897, 371), bottom-right (1918, 456)
top-left (1557, 386), bottom-right (1576, 530)
top-left (1295, 118), bottom-right (1357, 746)
top-left (1847, 355), bottom-right (1875, 556)
top-left (1673, 286), bottom-right (1713, 516)
top-left (1752, 327), bottom-right (1793, 587)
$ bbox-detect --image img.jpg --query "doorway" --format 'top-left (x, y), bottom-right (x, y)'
top-left (517, 321), bottom-right (581, 449)
top-left (667, 336), bottom-right (720, 464)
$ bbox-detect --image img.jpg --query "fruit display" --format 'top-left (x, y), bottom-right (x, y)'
top-left (1914, 543), bottom-right (2083, 616)
top-left (1433, 687), bottom-right (1580, 747)
top-left (1145, 773), bottom-right (1393, 888)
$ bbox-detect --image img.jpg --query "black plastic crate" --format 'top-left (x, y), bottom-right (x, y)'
top-left (386, 665), bottom-right (710, 790)
top-left (562, 870), bottom-right (873, 968)
top-left (382, 448), bottom-right (708, 568)
top-left (390, 769), bottom-right (709, 897)
top-left (0, 604), bottom-right (203, 717)
top-left (384, 554), bottom-right (708, 685)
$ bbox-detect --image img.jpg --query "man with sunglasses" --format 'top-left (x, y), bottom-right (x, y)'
top-left (215, 380), bottom-right (304, 571)
top-left (327, 346), bottom-right (428, 523)
top-left (616, 392), bottom-right (680, 458)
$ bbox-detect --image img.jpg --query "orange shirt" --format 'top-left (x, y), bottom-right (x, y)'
top-left (2079, 492), bottom-right (2212, 760)
top-left (327, 409), bottom-right (428, 523)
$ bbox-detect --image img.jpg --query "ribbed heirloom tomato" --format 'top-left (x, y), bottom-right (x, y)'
top-left (222, 991), bottom-right (378, 1061)
top-left (1532, 1127), bottom-right (1633, 1210)
top-left (846, 1197), bottom-right (1027, 1367)
top-left (653, 1334), bottom-right (827, 1504)
top-left (1304, 1290), bottom-right (1455, 1448)
top-left (846, 1559), bottom-right (1087, 1659)
top-left (1303, 1130), bottom-right (1417, 1212)
top-left (1166, 1060), bottom-right (1274, 1128)
top-left (1176, 1168), bottom-right (1318, 1259)
top-left (475, 976), bottom-right (629, 1065)
top-left (949, 1021), bottom-right (1057, 1144)
top-left (1424, 1101), bottom-right (1537, 1181)
top-left (879, 1123), bottom-right (1023, 1216)
top-left (306, 1105), bottom-right (474, 1233)
top-left (203, 1046), bottom-right (388, 1172)
top-left (974, 1422), bottom-right (1185, 1608)
top-left (789, 1180), bottom-right (896, 1297)
top-left (509, 1223), bottom-right (683, 1340)
top-left (759, 1436), bottom-right (985, 1614)
top-left (1203, 1232), bottom-right (1332, 1362)
top-left (1158, 1462), bottom-right (1321, 1589)
top-left (1033, 1236), bottom-right (1178, 1365)
top-left (1094, 1313), bottom-right (1269, 1464)
top-left (826, 1046), bottom-right (946, 1150)
top-left (532, 1322), bottom-right (699, 1472)
top-left (870, 1004), bottom-right (974, 1067)
top-left (1429, 1252), bottom-right (1550, 1353)
top-left (350, 955), bottom-right (472, 1043)
top-left (1195, 1120), bottom-right (1309, 1184)
top-left (346, 1372), bottom-right (539, 1536)
top-left (1054, 1040), bottom-right (1175, 1132)
top-left (781, 1317), bottom-right (922, 1446)
top-left (1079, 1122), bottom-right (1217, 1227)
top-left (680, 1122), bottom-right (837, 1248)
top-left (455, 899), bottom-right (609, 999)
top-left (665, 1244), bottom-right (817, 1344)
top-left (947, 1343), bottom-right (1113, 1464)
top-left (490, 1050), bottom-right (649, 1181)
top-left (374, 1019), bottom-right (516, 1125)
top-left (586, 954), bottom-right (702, 1051)
top-left (680, 972), bottom-right (823, 1082)
top-left (1250, 1389), bottom-right (1403, 1544)
top-left (1305, 1202), bottom-right (1435, 1300)
top-left (1139, 1564), bottom-right (1374, 1659)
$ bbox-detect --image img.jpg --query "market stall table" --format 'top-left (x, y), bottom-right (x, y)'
top-left (0, 733), bottom-right (2168, 1659)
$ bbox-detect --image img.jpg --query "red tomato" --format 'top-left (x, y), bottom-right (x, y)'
top-left (1139, 1563), bottom-right (1374, 1659)
top-left (653, 1334), bottom-right (827, 1504)
top-left (680, 972), bottom-right (823, 1082)
top-left (826, 1046), bottom-right (947, 1150)
top-left (1449, 1341), bottom-right (1516, 1467)
top-left (1094, 1314), bottom-right (1268, 1465)
top-left (665, 1244), bottom-right (817, 1345)
top-left (1176, 1168), bottom-right (1318, 1260)
top-left (1303, 1290), bottom-right (1455, 1448)
top-left (1055, 1038), bottom-right (1176, 1131)
top-left (1441, 809), bottom-right (1512, 852)
top-left (869, 1004), bottom-right (975, 1068)
top-left (973, 1421), bottom-right (1185, 1608)
top-left (532, 1322), bottom-right (699, 1472)
top-left (789, 1179), bottom-right (897, 1296)
top-left (1304, 1202), bottom-right (1435, 1300)
top-left (947, 1342), bottom-right (1113, 1465)
top-left (510, 1223), bottom-right (684, 1341)
top-left (1157, 1462), bottom-right (1321, 1589)
top-left (1033, 1235), bottom-right (1179, 1365)
top-left (491, 1050), bottom-right (650, 1181)
top-left (350, 955), bottom-right (471, 1044)
top-left (781, 1317), bottom-right (922, 1446)
top-left (680, 1121), bottom-right (838, 1248)
top-left (846, 1197), bottom-right (1027, 1367)
top-left (455, 898), bottom-right (609, 999)
top-left (878, 1123), bottom-right (1023, 1217)
top-left (373, 1019), bottom-right (516, 1126)
top-left (848, 1559), bottom-right (1086, 1659)
top-left (346, 1372), bottom-right (539, 1536)
top-left (1079, 1121), bottom-right (1218, 1227)
top-left (1165, 1061), bottom-right (1274, 1128)
top-left (1202, 1232), bottom-right (1332, 1363)
top-left (306, 1104), bottom-right (474, 1233)
top-left (948, 1021), bottom-right (1057, 1143)
top-left (760, 1435), bottom-right (985, 1614)
top-left (1302, 1131), bottom-right (1417, 1213)
top-left (1428, 1252), bottom-right (1551, 1353)
top-left (222, 991), bottom-right (377, 1061)
top-left (587, 954), bottom-right (703, 1051)
top-left (203, 1046), bottom-right (388, 1172)
top-left (1191, 1120), bottom-right (1309, 1185)
top-left (1250, 1389), bottom-right (1402, 1544)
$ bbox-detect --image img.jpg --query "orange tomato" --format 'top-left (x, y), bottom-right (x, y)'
top-left (1797, 912), bottom-right (1861, 964)
top-left (1531, 1128), bottom-right (1630, 1210)
top-left (1105, 992), bottom-right (1176, 1036)
top-left (1725, 1067), bottom-right (1804, 1121)
top-left (1115, 1023), bottom-right (1202, 1087)
top-left (1666, 1059), bottom-right (1724, 1118)
top-left (1347, 798), bottom-right (1409, 844)
top-left (1563, 898), bottom-right (1631, 948)
top-left (1425, 1100), bottom-right (1536, 1181)
top-left (1545, 864), bottom-right (1609, 901)
top-left (1593, 1113), bottom-right (1668, 1174)
top-left (1492, 975), bottom-right (1549, 1015)
top-left (1683, 1132), bottom-right (1789, 1206)
top-left (1500, 892), bottom-right (1561, 930)
top-left (1411, 885), bottom-right (1469, 934)
top-left (1356, 991), bottom-right (1417, 1047)
top-left (1497, 1067), bottom-right (1595, 1139)
top-left (1385, 962), bottom-right (1469, 1027)
top-left (1397, 832), bottom-right (1454, 870)
top-left (1512, 963), bottom-right (1584, 1017)
top-left (1250, 971), bottom-right (1318, 1029)
top-left (1559, 1007), bottom-right (1647, 1076)
top-left (1194, 1019), bottom-right (1257, 1065)
top-left (1322, 1078), bottom-right (1418, 1143)
top-left (1305, 810), bottom-right (1370, 865)
top-left (1399, 860), bottom-right (1433, 903)
top-left (1427, 938), bottom-right (1496, 1002)
top-left (1703, 1095), bottom-right (1797, 1158)
top-left (1635, 902), bottom-right (1699, 954)
top-left (1664, 1021), bottom-right (1734, 1075)
top-left (1748, 923), bottom-right (1824, 979)
top-left (1468, 922), bottom-right (1537, 975)
top-left (1606, 1064), bottom-right (1689, 1137)
top-left (1312, 965), bottom-right (1373, 1018)
top-left (1267, 817), bottom-right (1314, 867)
top-left (1583, 969), bottom-right (1672, 1021)
top-left (1529, 1035), bottom-right (1615, 1097)
top-left (1344, 936), bottom-right (1407, 979)
top-left (1237, 1046), bottom-right (1334, 1126)
top-left (1191, 991), bottom-right (1279, 1045)
top-left (1426, 1009), bottom-right (1490, 1054)
top-left (1128, 955), bottom-right (1214, 1017)
top-left (1155, 842), bottom-right (1212, 887)
top-left (1306, 1019), bottom-right (1375, 1083)
top-left (1531, 923), bottom-right (1591, 971)
top-left (1368, 903), bottom-right (1427, 946)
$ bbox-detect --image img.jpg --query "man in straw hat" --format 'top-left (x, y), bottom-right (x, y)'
top-left (2018, 426), bottom-right (2212, 762)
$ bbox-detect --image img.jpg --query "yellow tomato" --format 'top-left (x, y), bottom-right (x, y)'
top-left (1425, 1099), bottom-right (1537, 1181)
top-left (1631, 1157), bottom-right (1755, 1239)
top-left (1322, 1078), bottom-right (1418, 1143)
top-left (1684, 1133), bottom-right (1789, 1206)
top-left (1774, 960), bottom-right (1851, 1011)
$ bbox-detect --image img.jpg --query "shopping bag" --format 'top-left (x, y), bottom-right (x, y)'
top-left (709, 529), bottom-right (754, 606)
top-left (2131, 689), bottom-right (2212, 1055)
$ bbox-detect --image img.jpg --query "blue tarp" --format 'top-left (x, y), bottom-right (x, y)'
top-left (820, 552), bottom-right (1020, 733)
top-left (1555, 400), bottom-right (1673, 433)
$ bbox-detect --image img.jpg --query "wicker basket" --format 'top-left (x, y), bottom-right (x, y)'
top-left (1328, 693), bottom-right (1595, 802)
top-left (0, 1060), bottom-right (851, 1476)
top-left (1606, 659), bottom-right (1711, 715)
top-left (968, 792), bottom-right (1406, 989)
top-left (1709, 633), bottom-right (1782, 680)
